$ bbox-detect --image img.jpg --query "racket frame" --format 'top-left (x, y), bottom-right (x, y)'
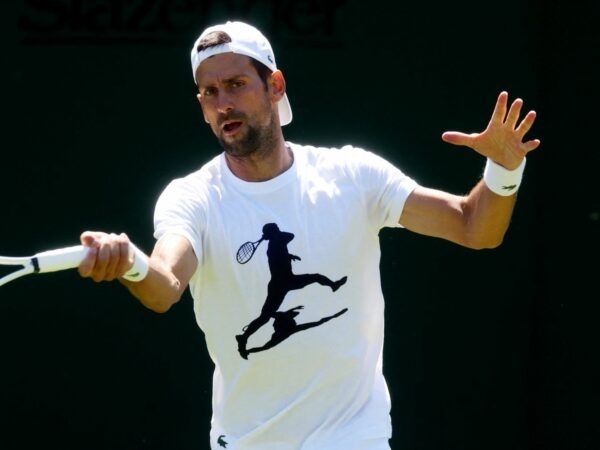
top-left (236, 238), bottom-right (263, 264)
top-left (0, 245), bottom-right (88, 287)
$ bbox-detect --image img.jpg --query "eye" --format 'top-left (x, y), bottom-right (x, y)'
top-left (202, 86), bottom-right (217, 97)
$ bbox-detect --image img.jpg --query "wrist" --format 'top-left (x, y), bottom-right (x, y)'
top-left (483, 158), bottom-right (526, 196)
top-left (122, 243), bottom-right (149, 282)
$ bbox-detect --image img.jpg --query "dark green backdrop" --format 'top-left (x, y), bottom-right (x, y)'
top-left (0, 1), bottom-right (597, 449)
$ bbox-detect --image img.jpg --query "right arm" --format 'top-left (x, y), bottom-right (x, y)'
top-left (78, 231), bottom-right (197, 313)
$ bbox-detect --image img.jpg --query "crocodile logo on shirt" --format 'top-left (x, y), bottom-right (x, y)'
top-left (235, 223), bottom-right (348, 359)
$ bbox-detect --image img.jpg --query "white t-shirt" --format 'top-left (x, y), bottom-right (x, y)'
top-left (153, 142), bottom-right (419, 450)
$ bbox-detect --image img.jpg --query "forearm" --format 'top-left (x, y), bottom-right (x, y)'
top-left (460, 156), bottom-right (527, 248)
top-left (400, 168), bottom-right (522, 249)
top-left (461, 179), bottom-right (518, 249)
top-left (121, 259), bottom-right (185, 313)
top-left (121, 235), bottom-right (197, 313)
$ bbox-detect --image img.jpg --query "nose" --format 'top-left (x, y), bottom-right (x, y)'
top-left (215, 91), bottom-right (234, 115)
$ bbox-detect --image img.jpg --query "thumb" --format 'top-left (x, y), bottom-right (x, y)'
top-left (80, 231), bottom-right (101, 248)
top-left (441, 131), bottom-right (476, 147)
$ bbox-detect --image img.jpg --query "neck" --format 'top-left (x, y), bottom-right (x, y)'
top-left (225, 139), bottom-right (292, 182)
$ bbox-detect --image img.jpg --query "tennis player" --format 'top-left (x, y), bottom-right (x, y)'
top-left (78, 20), bottom-right (541, 450)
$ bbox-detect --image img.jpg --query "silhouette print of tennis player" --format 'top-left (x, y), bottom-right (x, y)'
top-left (236, 223), bottom-right (348, 359)
top-left (245, 306), bottom-right (348, 355)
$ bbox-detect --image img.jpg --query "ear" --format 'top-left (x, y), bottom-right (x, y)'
top-left (196, 93), bottom-right (210, 123)
top-left (269, 70), bottom-right (287, 102)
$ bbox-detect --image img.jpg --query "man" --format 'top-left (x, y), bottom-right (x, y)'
top-left (78, 21), bottom-right (540, 450)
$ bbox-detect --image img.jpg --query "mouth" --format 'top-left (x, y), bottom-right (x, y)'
top-left (221, 120), bottom-right (243, 135)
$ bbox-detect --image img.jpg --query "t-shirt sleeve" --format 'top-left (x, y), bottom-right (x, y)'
top-left (342, 145), bottom-right (419, 229)
top-left (153, 177), bottom-right (205, 263)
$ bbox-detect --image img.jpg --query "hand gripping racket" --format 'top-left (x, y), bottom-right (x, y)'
top-left (0, 245), bottom-right (88, 287)
top-left (236, 238), bottom-right (263, 264)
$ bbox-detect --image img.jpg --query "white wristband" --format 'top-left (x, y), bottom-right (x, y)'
top-left (122, 243), bottom-right (149, 282)
top-left (483, 158), bottom-right (526, 196)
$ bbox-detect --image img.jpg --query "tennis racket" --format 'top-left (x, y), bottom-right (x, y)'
top-left (0, 244), bottom-right (88, 287)
top-left (236, 238), bottom-right (263, 264)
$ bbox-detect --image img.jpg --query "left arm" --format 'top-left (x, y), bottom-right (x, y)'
top-left (399, 91), bottom-right (541, 249)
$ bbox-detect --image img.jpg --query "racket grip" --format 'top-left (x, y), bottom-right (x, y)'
top-left (34, 245), bottom-right (89, 273)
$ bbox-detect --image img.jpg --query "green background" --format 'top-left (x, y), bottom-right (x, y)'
top-left (0, 0), bottom-right (598, 449)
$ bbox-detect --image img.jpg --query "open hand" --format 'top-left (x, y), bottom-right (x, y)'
top-left (441, 91), bottom-right (541, 169)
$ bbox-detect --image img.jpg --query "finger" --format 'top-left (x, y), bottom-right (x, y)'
top-left (489, 91), bottom-right (509, 125)
top-left (78, 246), bottom-right (98, 278)
top-left (93, 240), bottom-right (112, 282)
top-left (116, 233), bottom-right (132, 276)
top-left (78, 231), bottom-right (101, 277)
top-left (522, 138), bottom-right (541, 153)
top-left (92, 234), bottom-right (121, 281)
top-left (103, 233), bottom-right (129, 280)
top-left (80, 231), bottom-right (101, 248)
top-left (504, 97), bottom-right (524, 129)
top-left (515, 110), bottom-right (537, 138)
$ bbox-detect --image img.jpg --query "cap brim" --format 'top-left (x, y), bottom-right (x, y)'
top-left (278, 93), bottom-right (292, 126)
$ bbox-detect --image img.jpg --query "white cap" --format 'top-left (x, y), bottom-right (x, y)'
top-left (191, 21), bottom-right (292, 126)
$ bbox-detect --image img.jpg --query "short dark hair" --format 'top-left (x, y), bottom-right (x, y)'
top-left (195, 31), bottom-right (230, 52)
top-left (195, 30), bottom-right (272, 88)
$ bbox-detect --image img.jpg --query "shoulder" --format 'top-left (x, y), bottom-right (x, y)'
top-left (288, 142), bottom-right (375, 168)
top-left (159, 153), bottom-right (224, 200)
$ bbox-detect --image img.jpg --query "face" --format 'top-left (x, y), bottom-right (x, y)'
top-left (195, 53), bottom-right (281, 158)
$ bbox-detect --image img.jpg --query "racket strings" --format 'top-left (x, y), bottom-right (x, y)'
top-left (237, 242), bottom-right (255, 264)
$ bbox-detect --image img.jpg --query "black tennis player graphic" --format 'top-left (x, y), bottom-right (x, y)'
top-left (235, 223), bottom-right (348, 359)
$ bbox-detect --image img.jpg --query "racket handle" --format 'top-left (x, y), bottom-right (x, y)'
top-left (34, 245), bottom-right (89, 273)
